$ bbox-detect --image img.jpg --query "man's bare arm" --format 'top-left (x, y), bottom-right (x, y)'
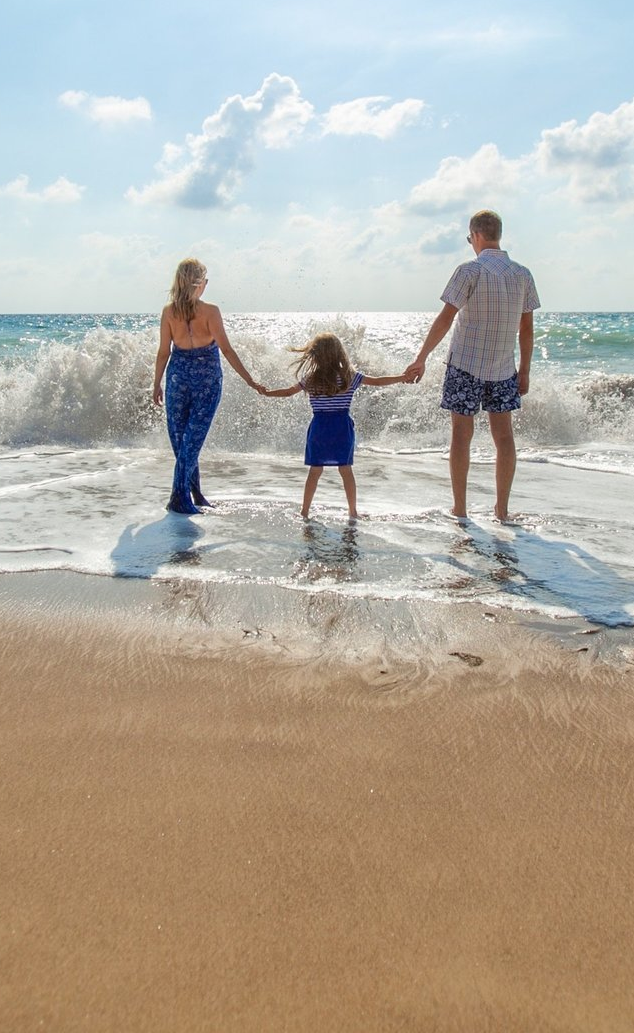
top-left (518, 311), bottom-right (534, 396)
top-left (405, 303), bottom-right (458, 382)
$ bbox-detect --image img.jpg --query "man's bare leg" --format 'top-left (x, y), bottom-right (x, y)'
top-left (449, 413), bottom-right (474, 517)
top-left (488, 411), bottom-right (516, 520)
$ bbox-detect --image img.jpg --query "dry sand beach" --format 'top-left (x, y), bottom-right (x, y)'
top-left (2, 571), bottom-right (634, 1032)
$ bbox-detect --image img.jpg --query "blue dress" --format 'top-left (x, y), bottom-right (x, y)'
top-left (303, 371), bottom-right (364, 467)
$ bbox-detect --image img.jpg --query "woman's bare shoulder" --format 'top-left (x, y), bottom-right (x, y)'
top-left (199, 300), bottom-right (221, 317)
top-left (199, 301), bottom-right (224, 331)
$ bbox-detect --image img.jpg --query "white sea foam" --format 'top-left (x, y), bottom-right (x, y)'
top-left (1, 313), bottom-right (633, 456)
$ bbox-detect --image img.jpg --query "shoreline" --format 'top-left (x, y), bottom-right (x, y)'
top-left (2, 566), bottom-right (634, 668)
top-left (2, 570), bottom-right (634, 1031)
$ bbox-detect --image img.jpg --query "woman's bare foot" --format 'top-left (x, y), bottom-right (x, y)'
top-left (192, 489), bottom-right (212, 507)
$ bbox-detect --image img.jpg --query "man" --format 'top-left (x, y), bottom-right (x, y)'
top-left (405, 210), bottom-right (540, 521)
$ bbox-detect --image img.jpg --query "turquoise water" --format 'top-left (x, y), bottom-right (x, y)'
top-left (0, 313), bottom-right (158, 364)
top-left (533, 312), bottom-right (634, 375)
top-left (2, 311), bottom-right (634, 371)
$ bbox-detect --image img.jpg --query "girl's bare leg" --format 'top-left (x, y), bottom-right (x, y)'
top-left (338, 465), bottom-right (358, 518)
top-left (301, 466), bottom-right (323, 518)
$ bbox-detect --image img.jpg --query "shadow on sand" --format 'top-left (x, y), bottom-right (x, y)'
top-left (441, 521), bottom-right (634, 628)
top-left (110, 514), bottom-right (222, 578)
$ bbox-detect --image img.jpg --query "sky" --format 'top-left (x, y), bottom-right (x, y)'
top-left (1, 0), bottom-right (634, 312)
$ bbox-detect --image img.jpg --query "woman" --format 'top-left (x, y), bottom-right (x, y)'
top-left (153, 258), bottom-right (263, 514)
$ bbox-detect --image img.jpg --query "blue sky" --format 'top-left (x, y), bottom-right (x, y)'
top-left (1, 0), bottom-right (634, 312)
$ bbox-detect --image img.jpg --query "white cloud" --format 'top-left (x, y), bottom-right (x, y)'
top-left (59, 90), bottom-right (152, 125)
top-left (0, 174), bottom-right (85, 203)
top-left (535, 97), bottom-right (634, 203)
top-left (127, 78), bottom-right (426, 211)
top-left (322, 96), bottom-right (426, 139)
top-left (343, 227), bottom-right (386, 257)
top-left (58, 89), bottom-right (86, 110)
top-left (283, 208), bottom-right (382, 269)
top-left (288, 211), bottom-right (326, 231)
top-left (79, 231), bottom-right (162, 258)
top-left (78, 232), bottom-right (166, 282)
top-left (285, 208), bottom-right (400, 270)
top-left (430, 20), bottom-right (551, 49)
top-left (0, 256), bottom-right (42, 279)
top-left (353, 221), bottom-right (463, 270)
top-left (406, 144), bottom-right (524, 214)
top-left (127, 73), bottom-right (314, 209)
top-left (417, 222), bottom-right (463, 255)
top-left (392, 97), bottom-right (634, 222)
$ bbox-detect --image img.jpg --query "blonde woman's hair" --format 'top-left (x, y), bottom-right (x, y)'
top-left (170, 258), bottom-right (207, 321)
top-left (292, 333), bottom-right (354, 395)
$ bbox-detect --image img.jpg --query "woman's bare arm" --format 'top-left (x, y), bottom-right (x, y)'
top-left (207, 305), bottom-right (265, 392)
top-left (153, 308), bottom-right (173, 405)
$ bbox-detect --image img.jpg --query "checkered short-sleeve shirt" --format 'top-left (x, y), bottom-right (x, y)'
top-left (441, 249), bottom-right (540, 381)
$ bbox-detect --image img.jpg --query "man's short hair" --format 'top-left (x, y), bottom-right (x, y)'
top-left (470, 210), bottom-right (502, 242)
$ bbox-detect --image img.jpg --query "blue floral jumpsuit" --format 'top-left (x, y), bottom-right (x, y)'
top-left (165, 341), bottom-right (223, 513)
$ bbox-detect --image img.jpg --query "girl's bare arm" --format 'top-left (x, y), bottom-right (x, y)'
top-left (263, 383), bottom-right (303, 398)
top-left (361, 374), bottom-right (407, 386)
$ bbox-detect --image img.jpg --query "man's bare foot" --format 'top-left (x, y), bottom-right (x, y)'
top-left (494, 504), bottom-right (509, 522)
top-left (450, 506), bottom-right (468, 521)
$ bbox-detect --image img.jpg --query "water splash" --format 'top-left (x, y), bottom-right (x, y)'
top-left (0, 313), bottom-right (633, 453)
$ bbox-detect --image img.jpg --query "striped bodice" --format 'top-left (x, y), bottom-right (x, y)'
top-left (302, 371), bottom-right (364, 413)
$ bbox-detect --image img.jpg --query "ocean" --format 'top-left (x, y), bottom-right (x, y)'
top-left (1, 311), bottom-right (633, 657)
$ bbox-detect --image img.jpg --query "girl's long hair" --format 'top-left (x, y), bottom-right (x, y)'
top-left (292, 333), bottom-right (354, 395)
top-left (169, 258), bottom-right (207, 322)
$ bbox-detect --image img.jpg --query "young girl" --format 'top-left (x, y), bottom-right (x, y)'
top-left (153, 258), bottom-right (264, 514)
top-left (264, 332), bottom-right (406, 519)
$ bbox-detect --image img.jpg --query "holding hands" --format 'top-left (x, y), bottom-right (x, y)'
top-left (261, 371), bottom-right (413, 396)
top-left (247, 379), bottom-right (267, 394)
top-left (404, 359), bottom-right (425, 383)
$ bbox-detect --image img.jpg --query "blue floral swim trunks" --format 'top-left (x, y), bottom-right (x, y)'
top-left (440, 363), bottom-right (521, 416)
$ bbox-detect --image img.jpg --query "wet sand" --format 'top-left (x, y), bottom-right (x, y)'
top-left (1, 572), bottom-right (634, 1032)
